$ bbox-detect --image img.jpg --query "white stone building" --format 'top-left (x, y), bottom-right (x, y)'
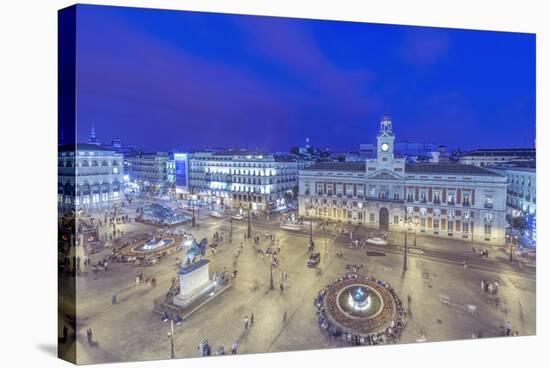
top-left (490, 162), bottom-right (536, 243)
top-left (188, 150), bottom-right (310, 211)
top-left (459, 148), bottom-right (535, 167)
top-left (58, 143), bottom-right (124, 209)
top-left (298, 117), bottom-right (508, 245)
top-left (128, 152), bottom-right (175, 195)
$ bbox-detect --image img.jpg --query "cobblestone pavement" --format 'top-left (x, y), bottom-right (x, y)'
top-left (61, 201), bottom-right (536, 364)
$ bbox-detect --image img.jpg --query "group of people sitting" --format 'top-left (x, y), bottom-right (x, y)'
top-left (314, 273), bottom-right (407, 346)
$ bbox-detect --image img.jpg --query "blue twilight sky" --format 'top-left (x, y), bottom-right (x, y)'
top-left (74, 4), bottom-right (536, 152)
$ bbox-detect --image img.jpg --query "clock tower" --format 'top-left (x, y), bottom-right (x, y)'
top-left (377, 114), bottom-right (395, 160)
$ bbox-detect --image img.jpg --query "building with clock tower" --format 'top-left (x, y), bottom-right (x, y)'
top-left (298, 115), bottom-right (507, 245)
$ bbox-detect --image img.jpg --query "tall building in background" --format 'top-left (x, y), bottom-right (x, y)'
top-left (88, 124), bottom-right (100, 145)
top-left (459, 148), bottom-right (535, 167)
top-left (299, 116), bottom-right (507, 245)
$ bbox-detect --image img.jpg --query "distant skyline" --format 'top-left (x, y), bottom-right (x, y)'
top-left (74, 4), bottom-right (536, 152)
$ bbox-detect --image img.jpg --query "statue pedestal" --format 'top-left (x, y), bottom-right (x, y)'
top-left (173, 259), bottom-right (214, 308)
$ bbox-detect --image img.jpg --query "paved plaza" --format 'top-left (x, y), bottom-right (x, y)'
top-left (59, 198), bottom-right (536, 364)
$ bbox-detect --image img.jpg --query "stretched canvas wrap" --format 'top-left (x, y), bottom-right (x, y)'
top-left (58, 4), bottom-right (536, 365)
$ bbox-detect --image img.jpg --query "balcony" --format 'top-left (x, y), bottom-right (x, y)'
top-left (365, 196), bottom-right (404, 203)
top-left (447, 201), bottom-right (456, 206)
top-left (433, 199), bottom-right (441, 204)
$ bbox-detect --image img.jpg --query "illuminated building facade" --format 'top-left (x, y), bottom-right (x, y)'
top-left (490, 162), bottom-right (536, 244)
top-left (459, 148), bottom-right (535, 167)
top-left (128, 152), bottom-right (175, 195)
top-left (188, 150), bottom-right (310, 211)
top-left (58, 144), bottom-right (124, 209)
top-left (298, 117), bottom-right (508, 245)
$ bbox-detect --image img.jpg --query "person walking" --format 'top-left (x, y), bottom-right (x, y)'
top-left (231, 341), bottom-right (238, 355)
top-left (283, 311), bottom-right (288, 324)
top-left (112, 294), bottom-right (118, 305)
top-left (250, 313), bottom-right (255, 325)
top-left (506, 321), bottom-right (512, 336)
top-left (244, 315), bottom-right (249, 330)
top-left (280, 282), bottom-right (284, 295)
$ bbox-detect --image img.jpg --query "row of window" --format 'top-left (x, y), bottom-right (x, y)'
top-left (309, 207), bottom-right (491, 235)
top-left (59, 191), bottom-right (120, 205)
top-left (59, 160), bottom-right (120, 167)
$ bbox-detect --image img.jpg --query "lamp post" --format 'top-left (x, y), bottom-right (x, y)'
top-left (247, 194), bottom-right (252, 239)
top-left (413, 219), bottom-right (418, 248)
top-left (190, 194), bottom-right (196, 227)
top-left (162, 312), bottom-right (183, 359)
top-left (229, 218), bottom-right (233, 244)
top-left (404, 226), bottom-right (408, 271)
top-left (269, 258), bottom-right (274, 290)
top-left (403, 214), bottom-right (409, 271)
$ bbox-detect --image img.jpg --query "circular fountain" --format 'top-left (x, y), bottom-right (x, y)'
top-left (337, 285), bottom-right (383, 319)
top-left (135, 237), bottom-right (175, 251)
top-left (316, 276), bottom-right (403, 336)
top-left (119, 234), bottom-right (182, 258)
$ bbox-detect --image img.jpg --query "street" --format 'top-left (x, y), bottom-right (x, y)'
top-left (63, 200), bottom-right (536, 364)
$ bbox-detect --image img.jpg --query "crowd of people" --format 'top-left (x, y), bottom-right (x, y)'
top-left (481, 279), bottom-right (500, 295)
top-left (314, 273), bottom-right (406, 346)
top-left (473, 246), bottom-right (490, 258)
top-left (198, 339), bottom-right (239, 356)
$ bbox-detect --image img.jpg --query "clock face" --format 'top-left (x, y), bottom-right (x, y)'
top-left (381, 143), bottom-right (389, 152)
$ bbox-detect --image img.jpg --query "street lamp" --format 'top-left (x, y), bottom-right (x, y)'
top-left (269, 257), bottom-right (274, 290)
top-left (161, 312), bottom-right (183, 359)
top-left (306, 204), bottom-right (315, 250)
top-left (229, 218), bottom-right (233, 244)
top-left (413, 218), bottom-right (418, 248)
top-left (402, 213), bottom-right (410, 271)
top-left (247, 193), bottom-right (252, 239)
top-left (191, 199), bottom-right (196, 227)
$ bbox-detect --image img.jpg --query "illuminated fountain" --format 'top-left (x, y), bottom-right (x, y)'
top-left (316, 276), bottom-right (403, 336)
top-left (119, 234), bottom-right (182, 258)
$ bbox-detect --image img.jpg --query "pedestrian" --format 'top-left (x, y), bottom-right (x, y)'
top-left (472, 246), bottom-right (476, 254)
top-left (198, 342), bottom-right (204, 356)
top-left (506, 321), bottom-right (512, 336)
top-left (250, 313), bottom-right (254, 325)
top-left (280, 282), bottom-right (284, 295)
top-left (244, 315), bottom-right (249, 329)
top-left (87, 328), bottom-right (93, 344)
top-left (283, 311), bottom-right (288, 324)
top-left (231, 341), bottom-right (238, 355)
top-left (60, 325), bottom-right (68, 344)
top-left (112, 294), bottom-right (118, 305)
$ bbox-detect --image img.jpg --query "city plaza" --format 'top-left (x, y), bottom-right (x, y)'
top-left (58, 118), bottom-right (536, 364)
top-left (59, 187), bottom-right (536, 364)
